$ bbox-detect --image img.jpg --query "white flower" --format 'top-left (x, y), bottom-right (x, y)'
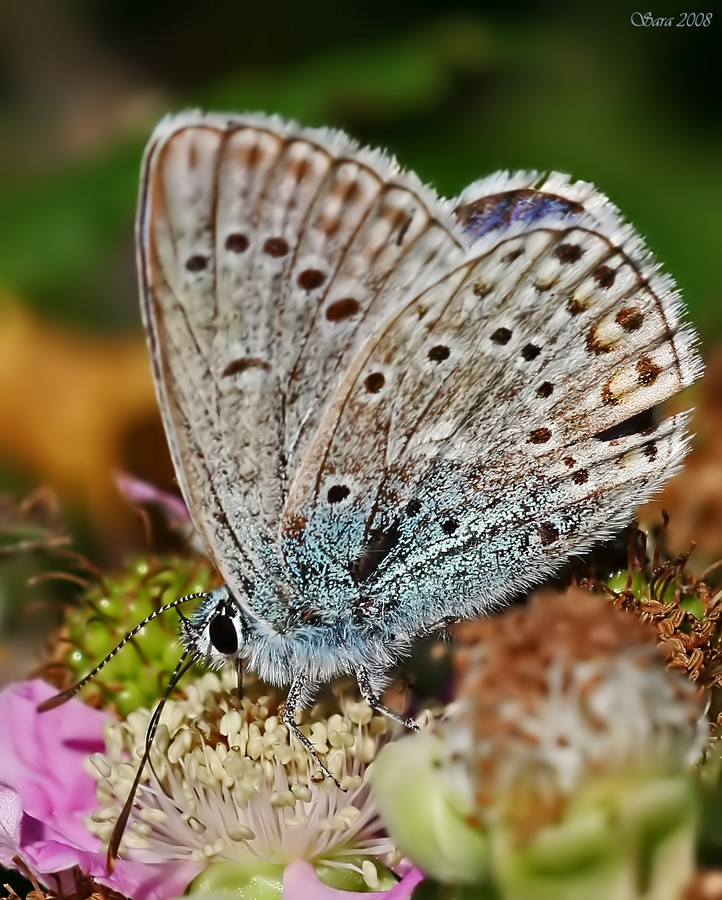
top-left (87, 669), bottom-right (399, 887)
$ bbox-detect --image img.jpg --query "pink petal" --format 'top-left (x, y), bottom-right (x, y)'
top-left (282, 860), bottom-right (424, 899)
top-left (115, 470), bottom-right (190, 523)
top-left (0, 782), bottom-right (23, 848)
top-left (0, 680), bottom-right (202, 900)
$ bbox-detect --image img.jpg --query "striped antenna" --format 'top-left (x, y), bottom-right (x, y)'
top-left (37, 592), bottom-right (209, 711)
top-left (107, 650), bottom-right (198, 871)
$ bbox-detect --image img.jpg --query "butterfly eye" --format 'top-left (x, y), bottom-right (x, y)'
top-left (209, 613), bottom-right (239, 656)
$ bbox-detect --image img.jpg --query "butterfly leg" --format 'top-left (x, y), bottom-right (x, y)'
top-left (356, 667), bottom-right (419, 731)
top-left (282, 674), bottom-right (340, 784)
top-left (234, 657), bottom-right (244, 700)
top-left (416, 616), bottom-right (459, 639)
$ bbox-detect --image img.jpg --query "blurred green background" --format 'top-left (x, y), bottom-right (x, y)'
top-left (0, 0), bottom-right (719, 669)
top-left (1, 1), bottom-right (719, 331)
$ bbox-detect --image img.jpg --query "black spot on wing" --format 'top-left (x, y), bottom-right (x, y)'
top-left (351, 526), bottom-right (401, 584)
top-left (222, 357), bottom-right (272, 377)
top-left (594, 405), bottom-right (660, 442)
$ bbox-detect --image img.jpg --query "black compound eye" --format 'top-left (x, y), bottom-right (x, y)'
top-left (209, 614), bottom-right (239, 656)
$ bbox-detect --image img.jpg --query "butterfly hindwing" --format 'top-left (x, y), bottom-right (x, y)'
top-left (281, 172), bottom-right (699, 633)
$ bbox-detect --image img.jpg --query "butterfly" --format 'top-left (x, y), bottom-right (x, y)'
top-left (43, 112), bottom-right (702, 858)
top-left (134, 110), bottom-right (701, 761)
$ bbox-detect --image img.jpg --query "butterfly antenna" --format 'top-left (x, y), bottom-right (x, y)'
top-left (37, 592), bottom-right (209, 712)
top-left (107, 649), bottom-right (198, 871)
top-left (142, 646), bottom-right (197, 786)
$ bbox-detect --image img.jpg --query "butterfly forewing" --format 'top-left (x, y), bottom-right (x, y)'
top-left (138, 112), bottom-right (468, 606)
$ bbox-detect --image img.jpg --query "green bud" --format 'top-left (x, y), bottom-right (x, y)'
top-left (189, 861), bottom-right (284, 900)
top-left (62, 556), bottom-right (217, 714)
top-left (371, 731), bottom-right (490, 884)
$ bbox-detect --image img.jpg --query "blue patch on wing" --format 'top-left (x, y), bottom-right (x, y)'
top-left (456, 189), bottom-right (584, 242)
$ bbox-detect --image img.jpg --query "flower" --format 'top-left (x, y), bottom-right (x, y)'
top-left (86, 668), bottom-right (415, 897)
top-left (0, 679), bottom-right (201, 900)
top-left (371, 588), bottom-right (707, 900)
top-left (602, 518), bottom-right (722, 693)
top-left (114, 472), bottom-right (209, 559)
top-left (2, 549), bottom-right (424, 899)
top-left (280, 859), bottom-right (424, 899)
top-left (114, 471), bottom-right (190, 526)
